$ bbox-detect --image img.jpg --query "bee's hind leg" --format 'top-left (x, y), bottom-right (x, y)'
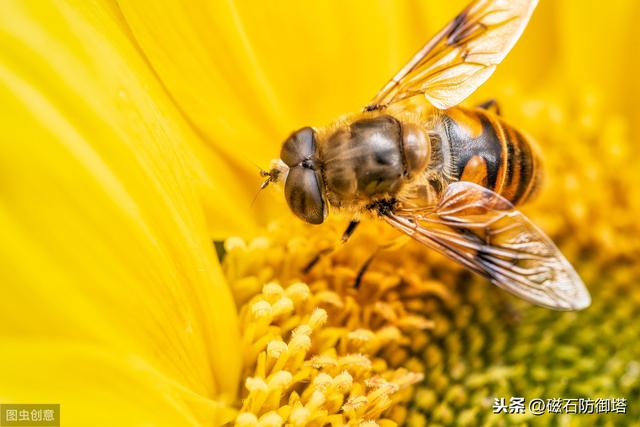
top-left (476, 98), bottom-right (501, 116)
top-left (302, 219), bottom-right (360, 273)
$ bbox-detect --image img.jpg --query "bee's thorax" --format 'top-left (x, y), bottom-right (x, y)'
top-left (318, 114), bottom-right (431, 208)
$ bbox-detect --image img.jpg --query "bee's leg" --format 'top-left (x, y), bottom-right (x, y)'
top-left (341, 219), bottom-right (360, 243)
top-left (303, 220), bottom-right (360, 273)
top-left (354, 250), bottom-right (379, 289)
top-left (302, 247), bottom-right (332, 274)
top-left (476, 99), bottom-right (501, 116)
top-left (354, 235), bottom-right (410, 288)
top-left (363, 103), bottom-right (385, 112)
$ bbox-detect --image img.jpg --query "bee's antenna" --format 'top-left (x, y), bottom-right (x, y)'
top-left (250, 186), bottom-right (263, 208)
top-left (250, 159), bottom-right (288, 208)
top-left (260, 168), bottom-right (274, 187)
top-left (251, 169), bottom-right (275, 208)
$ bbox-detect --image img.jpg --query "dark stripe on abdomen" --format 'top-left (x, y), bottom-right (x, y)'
top-left (443, 109), bottom-right (504, 190)
top-left (512, 128), bottom-right (534, 204)
top-left (496, 121), bottom-right (539, 205)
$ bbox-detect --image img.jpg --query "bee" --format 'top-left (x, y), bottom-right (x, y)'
top-left (262, 0), bottom-right (591, 310)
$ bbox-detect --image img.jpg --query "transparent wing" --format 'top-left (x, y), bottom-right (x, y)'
top-left (367, 0), bottom-right (538, 110)
top-left (382, 181), bottom-right (590, 310)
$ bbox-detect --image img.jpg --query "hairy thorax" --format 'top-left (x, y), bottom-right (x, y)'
top-left (317, 110), bottom-right (432, 211)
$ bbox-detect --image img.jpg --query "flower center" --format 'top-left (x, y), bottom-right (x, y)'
top-left (221, 219), bottom-right (449, 426)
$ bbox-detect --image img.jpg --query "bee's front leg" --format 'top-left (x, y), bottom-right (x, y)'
top-left (341, 219), bottom-right (360, 243)
top-left (354, 234), bottom-right (410, 288)
top-left (302, 219), bottom-right (360, 273)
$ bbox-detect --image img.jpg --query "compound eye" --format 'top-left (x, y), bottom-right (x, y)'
top-left (285, 166), bottom-right (327, 224)
top-left (280, 127), bottom-right (316, 167)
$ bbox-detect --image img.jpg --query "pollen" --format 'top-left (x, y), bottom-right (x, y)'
top-left (226, 219), bottom-right (435, 425)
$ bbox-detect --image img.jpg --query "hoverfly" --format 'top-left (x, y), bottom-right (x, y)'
top-left (262, 0), bottom-right (591, 310)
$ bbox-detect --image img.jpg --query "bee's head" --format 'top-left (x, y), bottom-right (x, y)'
top-left (274, 127), bottom-right (327, 224)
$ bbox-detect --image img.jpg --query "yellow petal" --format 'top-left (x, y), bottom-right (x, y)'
top-left (556, 1), bottom-right (639, 107)
top-left (0, 342), bottom-right (236, 426)
top-left (117, 0), bottom-right (567, 229)
top-left (1, 0), bottom-right (241, 422)
top-left (116, 1), bottom-right (459, 166)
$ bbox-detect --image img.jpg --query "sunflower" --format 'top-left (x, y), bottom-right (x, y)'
top-left (1, 1), bottom-right (639, 426)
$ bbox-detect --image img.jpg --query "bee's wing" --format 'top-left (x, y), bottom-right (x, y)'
top-left (367, 0), bottom-right (538, 110)
top-left (382, 181), bottom-right (590, 310)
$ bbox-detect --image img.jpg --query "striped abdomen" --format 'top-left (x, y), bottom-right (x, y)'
top-left (438, 106), bottom-right (542, 206)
